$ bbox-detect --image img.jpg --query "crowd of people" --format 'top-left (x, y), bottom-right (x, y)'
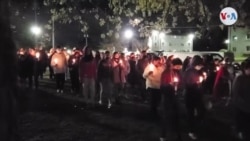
top-left (17, 45), bottom-right (250, 141)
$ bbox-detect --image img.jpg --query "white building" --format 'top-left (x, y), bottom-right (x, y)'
top-left (148, 30), bottom-right (194, 52)
top-left (229, 26), bottom-right (250, 56)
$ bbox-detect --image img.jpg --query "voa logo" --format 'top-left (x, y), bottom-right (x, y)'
top-left (220, 7), bottom-right (238, 26)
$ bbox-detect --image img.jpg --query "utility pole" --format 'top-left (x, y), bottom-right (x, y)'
top-left (84, 33), bottom-right (88, 46)
top-left (52, 16), bottom-right (55, 48)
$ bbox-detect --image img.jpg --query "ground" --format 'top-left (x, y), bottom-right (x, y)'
top-left (17, 76), bottom-right (240, 141)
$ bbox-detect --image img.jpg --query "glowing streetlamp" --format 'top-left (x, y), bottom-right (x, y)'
top-left (30, 25), bottom-right (42, 36)
top-left (124, 29), bottom-right (134, 51)
top-left (224, 39), bottom-right (230, 44)
top-left (30, 25), bottom-right (42, 47)
top-left (188, 33), bottom-right (195, 40)
top-left (124, 29), bottom-right (133, 39)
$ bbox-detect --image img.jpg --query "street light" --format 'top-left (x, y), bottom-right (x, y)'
top-left (188, 33), bottom-right (195, 40)
top-left (224, 39), bottom-right (230, 44)
top-left (30, 25), bottom-right (42, 47)
top-left (30, 25), bottom-right (42, 36)
top-left (124, 29), bottom-right (134, 51)
top-left (124, 29), bottom-right (133, 39)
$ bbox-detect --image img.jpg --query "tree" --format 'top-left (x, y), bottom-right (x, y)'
top-left (9, 0), bottom-right (52, 48)
top-left (42, 0), bottom-right (250, 50)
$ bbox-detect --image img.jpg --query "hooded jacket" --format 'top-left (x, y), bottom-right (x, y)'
top-left (183, 55), bottom-right (203, 88)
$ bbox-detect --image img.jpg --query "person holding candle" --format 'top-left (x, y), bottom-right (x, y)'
top-left (48, 48), bottom-right (56, 79)
top-left (26, 48), bottom-right (35, 89)
top-left (143, 56), bottom-right (164, 119)
top-left (97, 51), bottom-right (113, 108)
top-left (137, 50), bottom-right (149, 102)
top-left (33, 49), bottom-right (43, 89)
top-left (127, 53), bottom-right (138, 95)
top-left (201, 55), bottom-right (216, 95)
top-left (183, 55), bottom-right (205, 140)
top-left (51, 45), bottom-right (68, 93)
top-left (120, 53), bottom-right (130, 97)
top-left (232, 59), bottom-right (250, 141)
top-left (160, 58), bottom-right (183, 141)
top-left (38, 47), bottom-right (49, 79)
top-left (79, 46), bottom-right (97, 106)
top-left (111, 52), bottom-right (129, 105)
top-left (68, 51), bottom-right (81, 94)
top-left (213, 57), bottom-right (235, 100)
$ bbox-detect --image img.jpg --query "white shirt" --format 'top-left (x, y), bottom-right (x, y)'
top-left (143, 64), bottom-right (164, 89)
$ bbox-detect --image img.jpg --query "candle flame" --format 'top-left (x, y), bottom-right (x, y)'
top-left (35, 52), bottom-right (40, 59)
top-left (199, 76), bottom-right (203, 83)
top-left (216, 66), bottom-right (220, 71)
top-left (73, 58), bottom-right (76, 63)
top-left (173, 77), bottom-right (178, 83)
top-left (203, 72), bottom-right (207, 79)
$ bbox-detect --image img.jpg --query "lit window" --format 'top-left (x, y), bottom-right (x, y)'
top-left (233, 36), bottom-right (238, 40)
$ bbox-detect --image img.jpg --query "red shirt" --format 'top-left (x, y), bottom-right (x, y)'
top-left (79, 59), bottom-right (97, 80)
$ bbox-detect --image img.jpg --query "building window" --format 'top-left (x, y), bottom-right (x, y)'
top-left (246, 46), bottom-right (250, 51)
top-left (233, 35), bottom-right (238, 40)
top-left (247, 33), bottom-right (250, 40)
top-left (232, 47), bottom-right (237, 52)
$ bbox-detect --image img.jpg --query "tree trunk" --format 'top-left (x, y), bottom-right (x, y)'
top-left (0, 0), bottom-right (18, 141)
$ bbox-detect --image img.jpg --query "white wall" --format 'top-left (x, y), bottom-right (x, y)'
top-left (149, 34), bottom-right (193, 52)
top-left (230, 27), bottom-right (250, 56)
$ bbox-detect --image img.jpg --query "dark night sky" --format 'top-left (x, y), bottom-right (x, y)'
top-left (11, 0), bottom-right (109, 48)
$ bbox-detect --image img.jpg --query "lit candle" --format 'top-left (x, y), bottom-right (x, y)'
top-left (149, 63), bottom-right (154, 71)
top-left (35, 52), bottom-right (40, 59)
top-left (173, 76), bottom-right (179, 92)
top-left (203, 72), bottom-right (207, 79)
top-left (216, 66), bottom-right (220, 72)
top-left (173, 76), bottom-right (179, 83)
top-left (119, 59), bottom-right (123, 64)
top-left (199, 76), bottom-right (203, 83)
top-left (72, 58), bottom-right (76, 64)
top-left (54, 58), bottom-right (58, 64)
